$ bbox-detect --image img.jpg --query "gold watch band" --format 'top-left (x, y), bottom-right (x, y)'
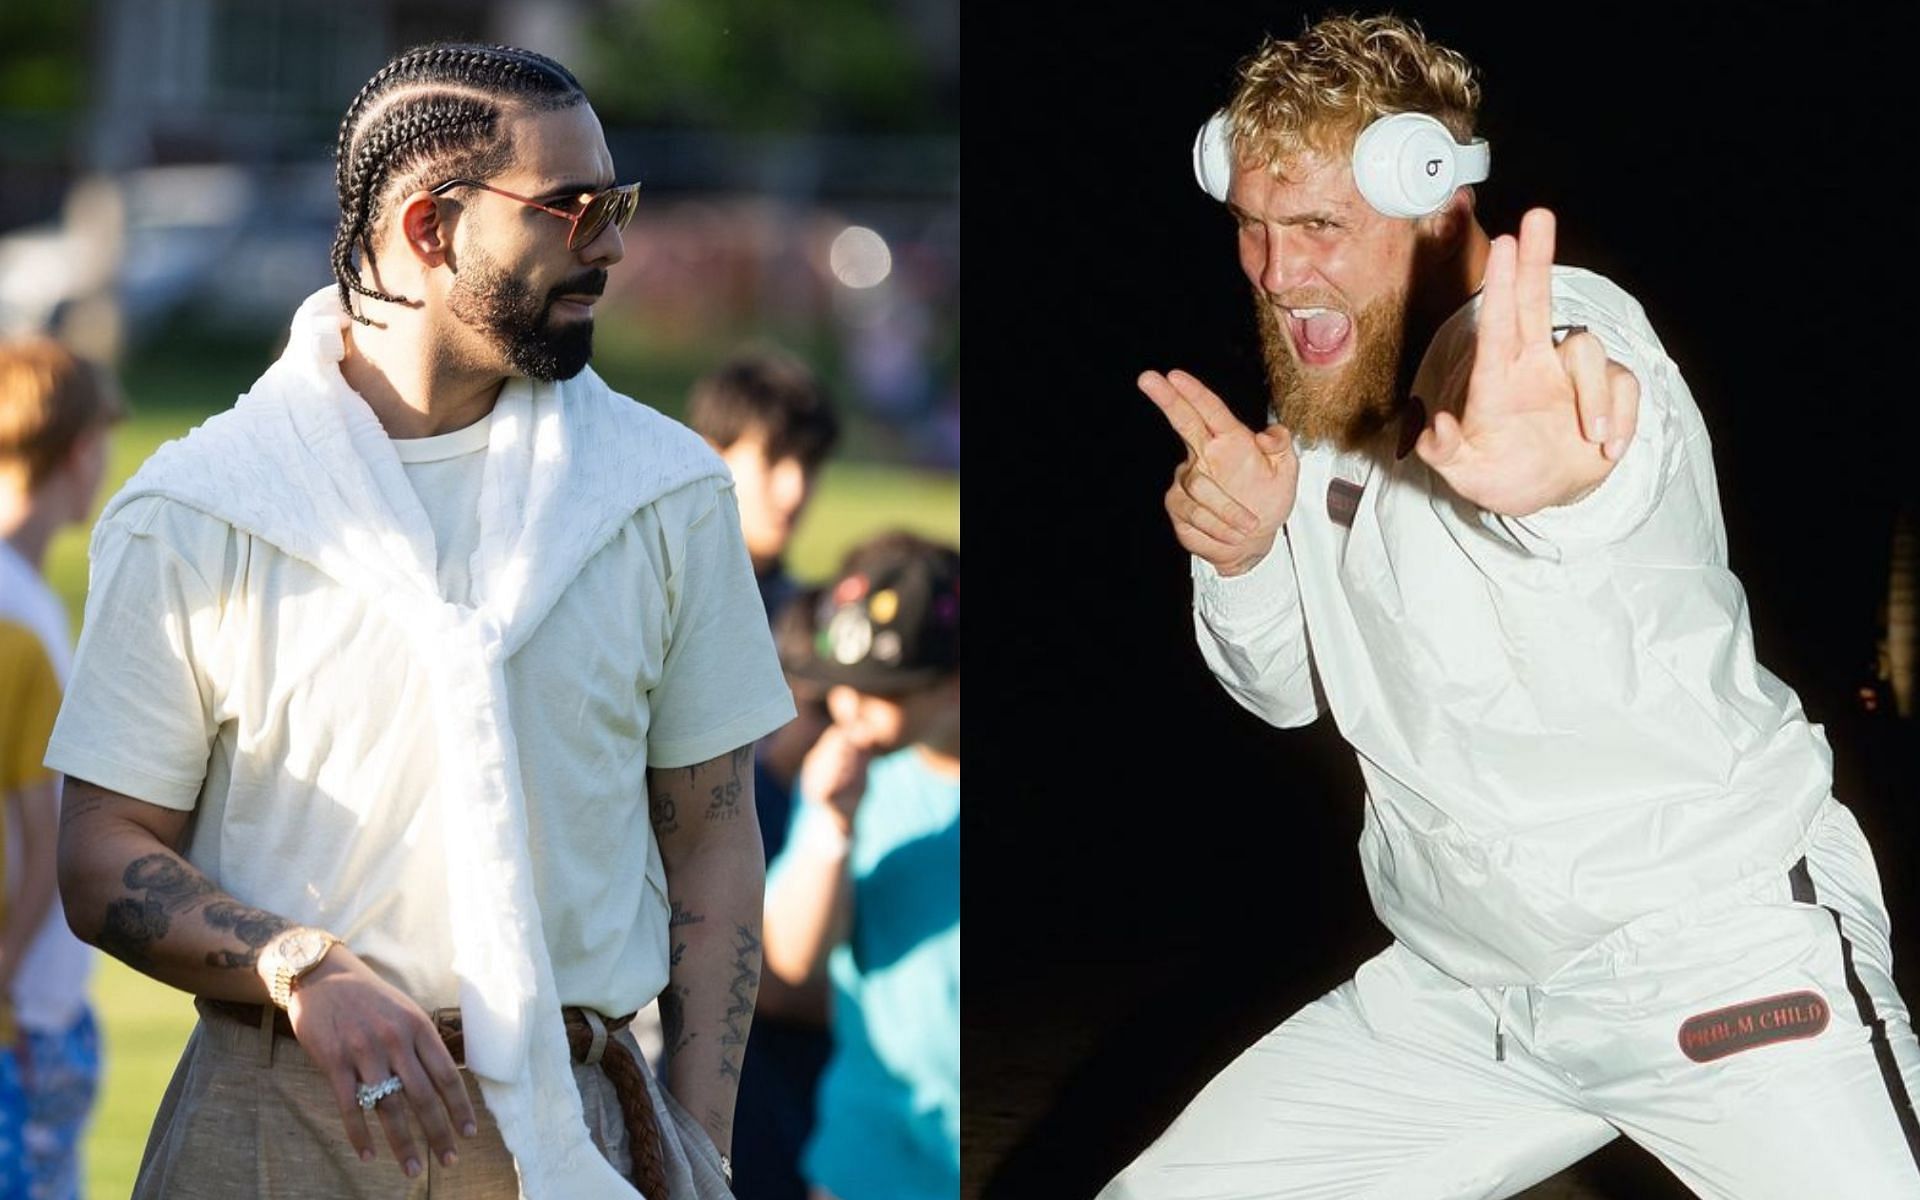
top-left (265, 929), bottom-right (342, 1010)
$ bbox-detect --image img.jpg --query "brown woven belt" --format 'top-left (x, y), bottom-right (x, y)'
top-left (203, 998), bottom-right (667, 1198)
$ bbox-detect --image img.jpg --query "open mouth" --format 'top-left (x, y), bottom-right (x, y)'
top-left (1284, 305), bottom-right (1353, 367)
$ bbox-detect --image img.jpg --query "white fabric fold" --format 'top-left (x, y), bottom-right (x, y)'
top-left (99, 285), bottom-right (728, 1198)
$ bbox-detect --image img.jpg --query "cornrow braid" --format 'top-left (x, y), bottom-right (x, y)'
top-left (330, 42), bottom-right (586, 324)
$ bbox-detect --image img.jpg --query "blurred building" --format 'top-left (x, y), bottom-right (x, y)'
top-left (1, 0), bottom-right (960, 465)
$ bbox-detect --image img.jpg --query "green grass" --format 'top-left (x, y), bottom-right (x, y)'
top-left (86, 959), bottom-right (195, 1198)
top-left (63, 338), bottom-right (956, 1191)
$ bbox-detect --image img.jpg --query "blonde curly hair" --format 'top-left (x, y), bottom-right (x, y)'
top-left (1226, 14), bottom-right (1479, 175)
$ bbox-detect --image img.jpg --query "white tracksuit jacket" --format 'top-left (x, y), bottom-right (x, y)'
top-left (1192, 266), bottom-right (1833, 988)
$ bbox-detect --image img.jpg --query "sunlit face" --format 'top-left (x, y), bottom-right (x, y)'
top-left (719, 433), bottom-right (815, 570)
top-left (439, 102), bottom-right (626, 381)
top-left (1230, 146), bottom-right (1417, 448)
top-left (827, 684), bottom-right (911, 753)
top-left (825, 678), bottom-right (957, 754)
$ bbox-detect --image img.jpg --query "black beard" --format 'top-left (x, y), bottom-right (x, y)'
top-left (447, 248), bottom-right (597, 382)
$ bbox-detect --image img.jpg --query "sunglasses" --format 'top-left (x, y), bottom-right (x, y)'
top-left (429, 178), bottom-right (642, 251)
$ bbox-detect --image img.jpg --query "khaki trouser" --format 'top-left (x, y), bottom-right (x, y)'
top-left (132, 1001), bottom-right (734, 1198)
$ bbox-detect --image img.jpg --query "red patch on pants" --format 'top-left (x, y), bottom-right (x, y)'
top-left (1677, 990), bottom-right (1830, 1063)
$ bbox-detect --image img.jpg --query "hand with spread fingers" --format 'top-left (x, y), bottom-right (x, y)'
top-left (1140, 368), bottom-right (1300, 576)
top-left (283, 946), bottom-right (479, 1179)
top-left (1415, 208), bottom-right (1643, 516)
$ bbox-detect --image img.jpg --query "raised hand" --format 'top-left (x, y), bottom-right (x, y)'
top-left (1140, 369), bottom-right (1299, 576)
top-left (285, 945), bottom-right (478, 1178)
top-left (799, 724), bottom-right (873, 836)
top-left (1415, 209), bottom-right (1641, 516)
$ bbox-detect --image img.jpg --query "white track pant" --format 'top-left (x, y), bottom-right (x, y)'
top-left (1098, 801), bottom-right (1920, 1199)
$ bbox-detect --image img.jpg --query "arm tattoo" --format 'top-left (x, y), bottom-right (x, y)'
top-left (658, 985), bottom-right (694, 1067)
top-left (58, 789), bottom-right (107, 830)
top-left (703, 745), bottom-right (752, 823)
top-left (650, 781), bottom-right (680, 837)
top-left (668, 901), bottom-right (696, 964)
top-left (717, 923), bottom-right (762, 1083)
top-left (98, 854), bottom-right (215, 969)
top-left (201, 900), bottom-right (292, 969)
top-left (95, 851), bottom-right (288, 972)
top-left (124, 854), bottom-right (218, 906)
top-left (97, 897), bottom-right (169, 972)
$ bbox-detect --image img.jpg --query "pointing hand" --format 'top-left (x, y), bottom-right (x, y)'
top-left (1140, 369), bottom-right (1299, 576)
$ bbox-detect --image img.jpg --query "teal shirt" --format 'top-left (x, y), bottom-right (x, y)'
top-left (775, 747), bottom-right (960, 1200)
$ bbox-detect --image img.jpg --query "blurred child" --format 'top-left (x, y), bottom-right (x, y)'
top-left (764, 532), bottom-right (960, 1200)
top-left (0, 335), bottom-right (122, 1200)
top-left (687, 345), bottom-right (840, 627)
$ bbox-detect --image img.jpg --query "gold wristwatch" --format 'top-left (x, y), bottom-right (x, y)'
top-left (261, 927), bottom-right (343, 1010)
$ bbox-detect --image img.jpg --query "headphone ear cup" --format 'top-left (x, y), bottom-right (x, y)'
top-left (1193, 112), bottom-right (1233, 203)
top-left (1351, 112), bottom-right (1459, 219)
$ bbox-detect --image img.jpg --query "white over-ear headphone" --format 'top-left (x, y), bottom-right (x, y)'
top-left (1193, 110), bottom-right (1490, 219)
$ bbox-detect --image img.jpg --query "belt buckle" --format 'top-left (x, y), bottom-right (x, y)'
top-left (430, 1006), bottom-right (467, 1068)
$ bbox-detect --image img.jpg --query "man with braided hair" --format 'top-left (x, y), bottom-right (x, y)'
top-left (53, 41), bottom-right (789, 1199)
top-left (1101, 14), bottom-right (1920, 1200)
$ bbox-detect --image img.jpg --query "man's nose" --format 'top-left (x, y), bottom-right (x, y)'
top-left (1260, 225), bottom-right (1310, 295)
top-left (581, 220), bottom-right (625, 268)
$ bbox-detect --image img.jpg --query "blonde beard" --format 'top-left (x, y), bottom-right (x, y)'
top-left (1256, 289), bottom-right (1407, 452)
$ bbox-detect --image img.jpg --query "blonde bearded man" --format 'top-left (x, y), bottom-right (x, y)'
top-left (1103, 15), bottom-right (1919, 1200)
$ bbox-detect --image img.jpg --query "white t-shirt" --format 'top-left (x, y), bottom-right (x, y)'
top-left (47, 410), bottom-right (794, 1014)
top-left (0, 539), bottom-right (95, 1032)
top-left (1192, 266), bottom-right (1833, 986)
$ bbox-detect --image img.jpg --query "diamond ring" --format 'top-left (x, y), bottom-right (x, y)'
top-left (356, 1074), bottom-right (404, 1110)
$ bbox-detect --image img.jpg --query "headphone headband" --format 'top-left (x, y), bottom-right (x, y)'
top-left (1192, 110), bottom-right (1489, 218)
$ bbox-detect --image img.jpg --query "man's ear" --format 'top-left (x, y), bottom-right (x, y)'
top-left (396, 190), bottom-right (454, 267)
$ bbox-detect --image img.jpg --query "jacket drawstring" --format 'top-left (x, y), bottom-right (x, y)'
top-left (1492, 986), bottom-right (1513, 1062)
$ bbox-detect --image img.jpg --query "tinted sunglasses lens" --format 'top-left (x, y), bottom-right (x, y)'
top-left (570, 194), bottom-right (612, 250)
top-left (569, 186), bottom-right (640, 250)
top-left (612, 185), bottom-right (640, 230)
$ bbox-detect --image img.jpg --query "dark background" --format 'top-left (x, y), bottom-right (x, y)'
top-left (967, 3), bottom-right (1918, 1197)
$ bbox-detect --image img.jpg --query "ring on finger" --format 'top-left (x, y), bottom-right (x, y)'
top-left (356, 1074), bottom-right (405, 1111)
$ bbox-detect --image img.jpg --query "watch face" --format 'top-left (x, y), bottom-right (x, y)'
top-left (279, 928), bottom-right (333, 972)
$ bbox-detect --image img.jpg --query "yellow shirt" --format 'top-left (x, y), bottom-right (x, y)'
top-left (1, 615), bottom-right (60, 797)
top-left (0, 616), bottom-right (61, 1039)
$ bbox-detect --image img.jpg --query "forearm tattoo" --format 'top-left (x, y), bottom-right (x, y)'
top-left (718, 923), bottom-right (762, 1084)
top-left (658, 984), bottom-right (693, 1068)
top-left (202, 900), bottom-right (294, 969)
top-left (96, 852), bottom-right (289, 972)
top-left (669, 900), bottom-right (705, 929)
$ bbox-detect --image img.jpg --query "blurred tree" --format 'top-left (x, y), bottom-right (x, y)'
top-left (579, 0), bottom-right (955, 133)
top-left (0, 0), bottom-right (88, 112)
top-left (0, 0), bottom-right (90, 228)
